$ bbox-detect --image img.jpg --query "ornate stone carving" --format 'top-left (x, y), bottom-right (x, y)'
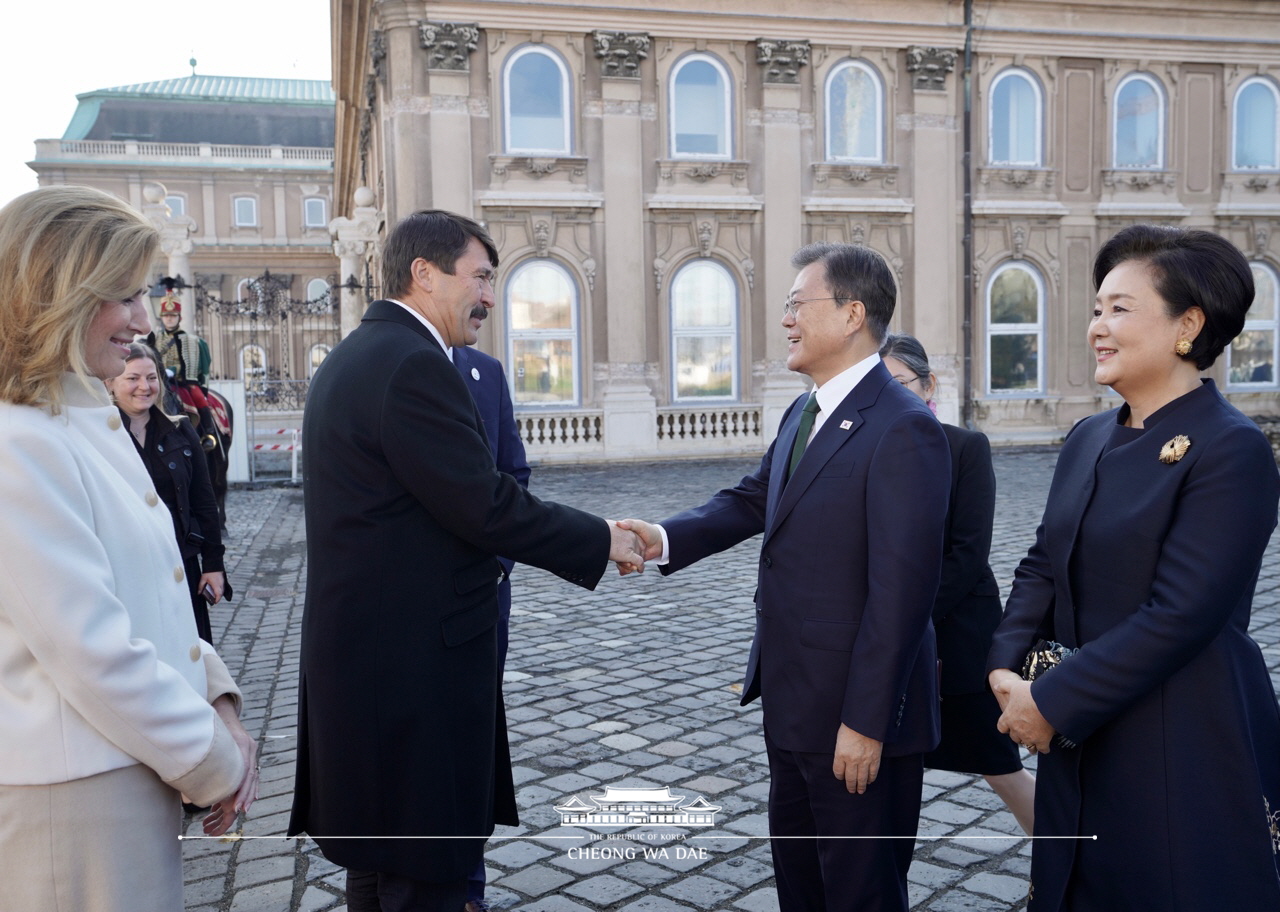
top-left (418, 21), bottom-right (480, 71)
top-left (1255, 225), bottom-right (1271, 259)
top-left (905, 46), bottom-right (957, 91)
top-left (811, 163), bottom-right (898, 190)
top-left (533, 219), bottom-right (552, 256)
top-left (697, 220), bottom-right (715, 256)
top-left (850, 223), bottom-right (866, 246)
top-left (1012, 225), bottom-right (1027, 259)
top-left (756, 39), bottom-right (810, 85)
top-left (582, 257), bottom-right (597, 291)
top-left (657, 160), bottom-right (749, 186)
top-left (370, 30), bottom-right (387, 83)
top-left (1102, 170), bottom-right (1176, 192)
top-left (1246, 176), bottom-right (1273, 192)
top-left (593, 31), bottom-right (650, 78)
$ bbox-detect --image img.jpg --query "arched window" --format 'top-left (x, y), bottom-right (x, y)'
top-left (504, 46), bottom-right (571, 155)
top-left (989, 69), bottom-right (1043, 166)
top-left (1228, 263), bottom-right (1279, 387)
top-left (986, 262), bottom-right (1045, 394)
top-left (1113, 74), bottom-right (1165, 169)
top-left (670, 260), bottom-right (738, 401)
top-left (240, 344), bottom-right (267, 393)
top-left (1234, 78), bottom-right (1280, 170)
top-left (825, 60), bottom-right (884, 163)
top-left (309, 343), bottom-right (331, 378)
top-left (506, 260), bottom-right (579, 406)
top-left (306, 278), bottom-right (330, 304)
top-left (670, 54), bottom-right (732, 159)
top-left (236, 278), bottom-right (252, 303)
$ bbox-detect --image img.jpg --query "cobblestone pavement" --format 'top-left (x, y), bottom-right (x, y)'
top-left (183, 447), bottom-right (1280, 912)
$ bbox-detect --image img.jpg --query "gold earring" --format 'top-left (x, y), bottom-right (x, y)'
top-left (1175, 339), bottom-right (1192, 356)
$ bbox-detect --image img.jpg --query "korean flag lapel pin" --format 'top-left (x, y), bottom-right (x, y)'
top-left (839, 419), bottom-right (853, 430)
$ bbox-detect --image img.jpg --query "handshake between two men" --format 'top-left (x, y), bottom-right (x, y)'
top-left (606, 518), bottom-right (664, 575)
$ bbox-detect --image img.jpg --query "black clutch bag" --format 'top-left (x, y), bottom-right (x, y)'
top-left (1020, 638), bottom-right (1077, 682)
top-left (1020, 639), bottom-right (1080, 750)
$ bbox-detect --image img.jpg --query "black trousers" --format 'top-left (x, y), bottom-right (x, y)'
top-left (765, 726), bottom-right (924, 912)
top-left (346, 868), bottom-right (468, 912)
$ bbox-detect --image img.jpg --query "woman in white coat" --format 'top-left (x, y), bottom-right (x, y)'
top-left (0, 186), bottom-right (258, 911)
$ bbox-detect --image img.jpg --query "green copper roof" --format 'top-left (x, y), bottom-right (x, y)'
top-left (79, 75), bottom-right (335, 106)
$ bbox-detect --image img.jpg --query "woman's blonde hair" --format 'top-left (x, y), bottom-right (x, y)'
top-left (0, 186), bottom-right (159, 412)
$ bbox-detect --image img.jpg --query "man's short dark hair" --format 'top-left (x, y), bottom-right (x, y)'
top-left (791, 242), bottom-right (897, 342)
top-left (382, 210), bottom-right (499, 299)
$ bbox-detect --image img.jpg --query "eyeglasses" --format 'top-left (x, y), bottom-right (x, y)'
top-left (781, 296), bottom-right (841, 318)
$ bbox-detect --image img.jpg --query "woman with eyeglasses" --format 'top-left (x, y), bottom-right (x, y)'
top-left (880, 332), bottom-right (1036, 835)
top-left (0, 186), bottom-right (258, 911)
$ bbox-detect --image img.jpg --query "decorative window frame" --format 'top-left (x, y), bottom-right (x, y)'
top-left (1232, 76), bottom-right (1280, 172)
top-left (1112, 72), bottom-right (1167, 170)
top-left (668, 257), bottom-right (740, 403)
top-left (668, 52), bottom-right (734, 161)
top-left (232, 195), bottom-right (259, 228)
top-left (985, 261), bottom-right (1046, 395)
top-left (987, 67), bottom-right (1044, 167)
top-left (1227, 262), bottom-right (1280, 389)
top-left (824, 59), bottom-right (885, 164)
top-left (502, 45), bottom-right (573, 156)
top-left (504, 257), bottom-right (582, 407)
top-left (303, 197), bottom-right (328, 229)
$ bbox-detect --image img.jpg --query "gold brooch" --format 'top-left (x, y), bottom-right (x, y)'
top-left (1159, 435), bottom-right (1191, 464)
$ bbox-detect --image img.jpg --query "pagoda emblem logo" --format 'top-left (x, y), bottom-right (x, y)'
top-left (554, 785), bottom-right (720, 828)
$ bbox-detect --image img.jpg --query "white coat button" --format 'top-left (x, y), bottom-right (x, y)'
top-left (189, 645), bottom-right (201, 662)
top-left (107, 414), bottom-right (121, 430)
top-left (145, 491), bottom-right (159, 507)
top-left (471, 367), bottom-right (480, 381)
top-left (174, 566), bottom-right (185, 582)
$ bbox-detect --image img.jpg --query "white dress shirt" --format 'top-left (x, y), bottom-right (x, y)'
top-left (655, 351), bottom-right (883, 563)
top-left (389, 298), bottom-right (452, 360)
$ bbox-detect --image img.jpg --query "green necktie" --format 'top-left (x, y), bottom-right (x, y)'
top-left (786, 393), bottom-right (821, 480)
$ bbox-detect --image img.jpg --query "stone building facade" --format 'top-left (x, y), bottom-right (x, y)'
top-left (330, 0), bottom-right (1280, 459)
top-left (28, 75), bottom-right (342, 392)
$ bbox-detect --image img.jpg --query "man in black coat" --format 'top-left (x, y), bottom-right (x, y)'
top-left (288, 210), bottom-right (644, 910)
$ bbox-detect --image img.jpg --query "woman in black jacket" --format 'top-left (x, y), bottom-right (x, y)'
top-left (106, 342), bottom-right (228, 641)
top-left (881, 332), bottom-right (1035, 835)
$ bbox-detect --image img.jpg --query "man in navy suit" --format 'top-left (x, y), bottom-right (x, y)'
top-left (623, 243), bottom-right (950, 912)
top-left (451, 342), bottom-right (529, 912)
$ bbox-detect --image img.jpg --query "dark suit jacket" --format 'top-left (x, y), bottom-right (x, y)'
top-left (988, 380), bottom-right (1280, 911)
top-left (289, 301), bottom-right (609, 883)
top-left (933, 424), bottom-right (1002, 695)
top-left (453, 344), bottom-right (529, 669)
top-left (453, 345), bottom-right (530, 580)
top-left (662, 361), bottom-right (950, 757)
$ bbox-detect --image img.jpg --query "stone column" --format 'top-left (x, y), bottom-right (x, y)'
top-left (905, 46), bottom-right (961, 425)
top-left (329, 186), bottom-right (386, 337)
top-left (141, 181), bottom-right (197, 320)
top-left (756, 40), bottom-right (811, 436)
top-left (419, 20), bottom-right (480, 216)
top-left (595, 31), bottom-right (658, 458)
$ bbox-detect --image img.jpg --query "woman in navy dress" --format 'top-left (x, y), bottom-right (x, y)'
top-left (988, 225), bottom-right (1280, 910)
top-left (880, 333), bottom-right (1035, 835)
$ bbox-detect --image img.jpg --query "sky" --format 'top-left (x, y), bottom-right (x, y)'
top-left (0, 1), bottom-right (333, 208)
